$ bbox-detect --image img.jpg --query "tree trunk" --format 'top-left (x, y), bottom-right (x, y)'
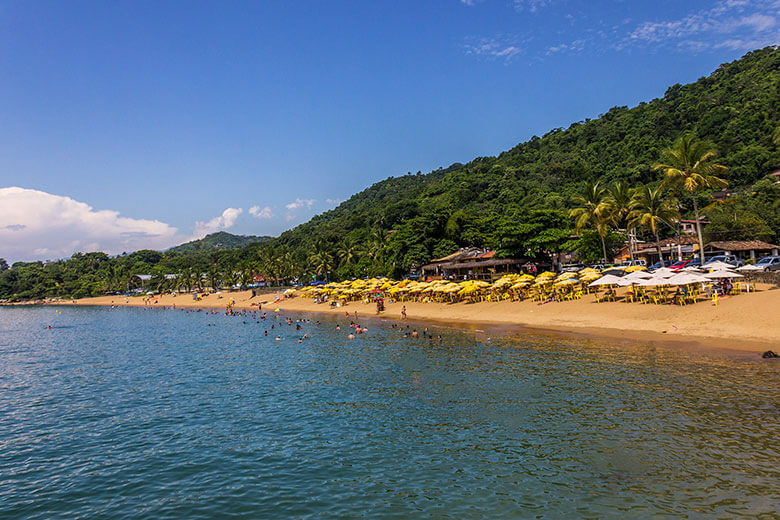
top-left (628, 229), bottom-right (635, 262)
top-left (600, 234), bottom-right (608, 263)
top-left (654, 229), bottom-right (664, 264)
top-left (692, 194), bottom-right (705, 261)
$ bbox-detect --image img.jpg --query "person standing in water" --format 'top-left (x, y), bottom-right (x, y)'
top-left (401, 305), bottom-right (407, 320)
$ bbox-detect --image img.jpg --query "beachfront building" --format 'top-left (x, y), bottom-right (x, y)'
top-left (703, 240), bottom-right (780, 261)
top-left (634, 235), bottom-right (698, 263)
top-left (680, 218), bottom-right (710, 235)
top-left (421, 247), bottom-right (524, 281)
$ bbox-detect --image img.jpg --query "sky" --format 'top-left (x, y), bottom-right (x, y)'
top-left (1, 0), bottom-right (778, 262)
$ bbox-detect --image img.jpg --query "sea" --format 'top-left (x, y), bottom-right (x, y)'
top-left (1, 305), bottom-right (778, 519)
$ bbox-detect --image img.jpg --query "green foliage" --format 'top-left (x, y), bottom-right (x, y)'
top-left (168, 231), bottom-right (271, 252)
top-left (2, 48), bottom-right (780, 300)
top-left (571, 230), bottom-right (625, 264)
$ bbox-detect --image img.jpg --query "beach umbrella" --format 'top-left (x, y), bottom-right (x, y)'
top-left (588, 274), bottom-right (623, 287)
top-left (704, 261), bottom-right (736, 271)
top-left (736, 264), bottom-right (762, 272)
top-left (704, 270), bottom-right (744, 279)
top-left (637, 276), bottom-right (669, 287)
top-left (666, 273), bottom-right (709, 285)
top-left (623, 270), bottom-right (653, 281)
top-left (624, 265), bottom-right (647, 272)
top-left (652, 267), bottom-right (676, 277)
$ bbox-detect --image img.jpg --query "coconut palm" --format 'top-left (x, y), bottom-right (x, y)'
top-left (240, 265), bottom-right (254, 289)
top-left (603, 182), bottom-right (635, 260)
top-left (570, 181), bottom-right (611, 262)
top-left (337, 239), bottom-right (362, 267)
top-left (308, 247), bottom-right (335, 281)
top-left (628, 186), bottom-right (680, 263)
top-left (655, 133), bottom-right (727, 261)
top-left (207, 266), bottom-right (221, 291)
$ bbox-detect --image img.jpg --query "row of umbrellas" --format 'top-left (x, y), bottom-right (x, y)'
top-left (589, 266), bottom-right (743, 288)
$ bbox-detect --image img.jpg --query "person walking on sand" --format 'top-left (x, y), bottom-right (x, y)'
top-left (401, 305), bottom-right (407, 320)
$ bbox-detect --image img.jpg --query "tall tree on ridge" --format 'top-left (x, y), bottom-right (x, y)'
top-left (570, 181), bottom-right (610, 263)
top-left (603, 182), bottom-right (635, 260)
top-left (628, 186), bottom-right (680, 264)
top-left (655, 133), bottom-right (728, 261)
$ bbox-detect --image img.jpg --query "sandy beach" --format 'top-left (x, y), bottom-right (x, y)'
top-left (50, 284), bottom-right (780, 354)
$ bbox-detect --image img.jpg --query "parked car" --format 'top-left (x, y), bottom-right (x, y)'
top-left (687, 258), bottom-right (703, 268)
top-left (704, 255), bottom-right (744, 267)
top-left (649, 260), bottom-right (672, 270)
top-left (755, 255), bottom-right (780, 272)
top-left (670, 258), bottom-right (702, 271)
top-left (619, 259), bottom-right (647, 267)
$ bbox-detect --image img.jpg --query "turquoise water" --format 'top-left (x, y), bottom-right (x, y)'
top-left (1, 306), bottom-right (778, 519)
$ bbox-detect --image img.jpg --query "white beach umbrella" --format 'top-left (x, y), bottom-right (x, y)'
top-left (666, 273), bottom-right (709, 285)
top-left (623, 270), bottom-right (653, 281)
top-left (652, 267), bottom-right (675, 277)
top-left (638, 276), bottom-right (669, 287)
top-left (703, 260), bottom-right (736, 271)
top-left (737, 264), bottom-right (762, 272)
top-left (704, 270), bottom-right (744, 279)
top-left (588, 274), bottom-right (623, 287)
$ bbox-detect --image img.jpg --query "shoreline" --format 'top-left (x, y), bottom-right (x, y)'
top-left (27, 284), bottom-right (780, 357)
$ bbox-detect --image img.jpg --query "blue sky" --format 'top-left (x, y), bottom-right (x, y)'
top-left (1, 0), bottom-right (778, 261)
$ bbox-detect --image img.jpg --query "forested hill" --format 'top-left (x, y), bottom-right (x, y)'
top-left (2, 48), bottom-right (779, 301)
top-left (168, 232), bottom-right (271, 253)
top-left (258, 47), bottom-right (779, 276)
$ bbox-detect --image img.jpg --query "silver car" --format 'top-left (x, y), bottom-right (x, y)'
top-left (755, 256), bottom-right (780, 272)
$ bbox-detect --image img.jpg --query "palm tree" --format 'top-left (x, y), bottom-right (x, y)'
top-left (655, 133), bottom-right (727, 262)
top-left (603, 182), bottom-right (635, 260)
top-left (773, 126), bottom-right (780, 146)
top-left (570, 181), bottom-right (610, 262)
top-left (337, 239), bottom-right (362, 268)
top-left (628, 186), bottom-right (680, 263)
top-left (308, 247), bottom-right (334, 281)
top-left (207, 266), bottom-right (221, 291)
top-left (240, 265), bottom-right (254, 289)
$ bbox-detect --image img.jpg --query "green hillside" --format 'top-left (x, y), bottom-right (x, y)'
top-left (2, 47), bottom-right (779, 300)
top-left (255, 47), bottom-right (780, 277)
top-left (168, 232), bottom-right (272, 253)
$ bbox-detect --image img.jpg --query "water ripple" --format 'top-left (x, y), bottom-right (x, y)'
top-left (0, 306), bottom-right (778, 519)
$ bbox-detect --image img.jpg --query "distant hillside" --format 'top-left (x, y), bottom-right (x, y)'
top-left (169, 232), bottom-right (272, 252)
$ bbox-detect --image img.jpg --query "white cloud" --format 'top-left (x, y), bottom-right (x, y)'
top-left (285, 198), bottom-right (315, 210)
top-left (325, 198), bottom-right (343, 205)
top-left (464, 38), bottom-right (525, 60)
top-left (514, 0), bottom-right (552, 13)
top-left (192, 207), bottom-right (242, 239)
top-left (627, 0), bottom-right (780, 51)
top-left (0, 187), bottom-right (179, 261)
top-left (249, 205), bottom-right (273, 219)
